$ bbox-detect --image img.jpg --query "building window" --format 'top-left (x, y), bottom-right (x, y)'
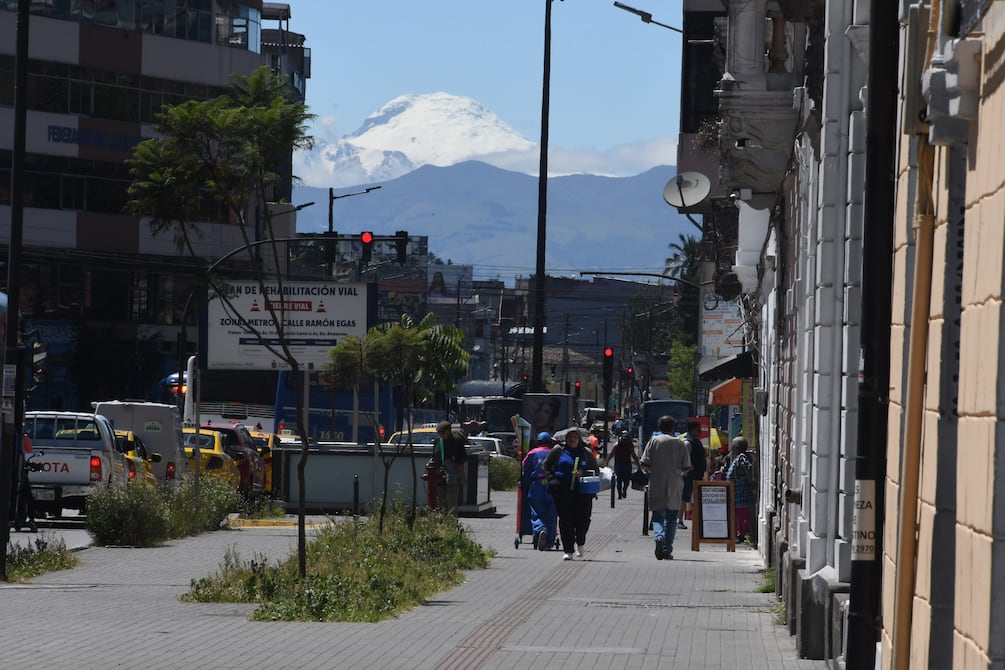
top-left (131, 272), bottom-right (149, 322)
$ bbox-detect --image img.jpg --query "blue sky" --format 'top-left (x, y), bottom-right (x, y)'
top-left (287, 0), bottom-right (685, 162)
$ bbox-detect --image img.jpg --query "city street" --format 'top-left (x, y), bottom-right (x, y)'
top-left (3, 487), bottom-right (827, 670)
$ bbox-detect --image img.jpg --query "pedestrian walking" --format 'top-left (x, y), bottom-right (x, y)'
top-left (543, 427), bottom-right (600, 560)
top-left (607, 431), bottom-right (640, 499)
top-left (521, 432), bottom-right (558, 550)
top-left (434, 420), bottom-right (468, 516)
top-left (640, 415), bottom-right (691, 560)
top-left (727, 435), bottom-right (755, 542)
top-left (678, 420), bottom-right (707, 528)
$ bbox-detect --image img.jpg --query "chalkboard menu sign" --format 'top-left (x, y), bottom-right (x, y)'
top-left (690, 481), bottom-right (737, 552)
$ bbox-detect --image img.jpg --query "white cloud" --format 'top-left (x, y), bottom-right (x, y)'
top-left (291, 93), bottom-right (677, 188)
top-left (293, 136), bottom-right (678, 188)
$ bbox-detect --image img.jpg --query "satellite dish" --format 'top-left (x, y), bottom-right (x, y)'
top-left (663, 172), bottom-right (712, 209)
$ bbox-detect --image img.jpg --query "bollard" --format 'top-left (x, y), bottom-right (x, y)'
top-left (642, 487), bottom-right (649, 536)
top-left (353, 474), bottom-right (359, 517)
top-left (610, 469), bottom-right (616, 508)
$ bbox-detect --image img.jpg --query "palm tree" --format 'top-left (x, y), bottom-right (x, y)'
top-left (664, 233), bottom-right (702, 282)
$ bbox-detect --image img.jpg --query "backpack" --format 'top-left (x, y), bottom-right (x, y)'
top-left (733, 453), bottom-right (753, 482)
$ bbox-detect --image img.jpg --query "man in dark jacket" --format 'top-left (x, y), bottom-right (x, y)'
top-left (435, 420), bottom-right (468, 516)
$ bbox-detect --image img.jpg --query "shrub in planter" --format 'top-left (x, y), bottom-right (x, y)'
top-left (488, 456), bottom-right (520, 491)
top-left (86, 483), bottom-right (170, 547)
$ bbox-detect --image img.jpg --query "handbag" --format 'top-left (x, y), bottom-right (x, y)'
top-left (630, 469), bottom-right (649, 491)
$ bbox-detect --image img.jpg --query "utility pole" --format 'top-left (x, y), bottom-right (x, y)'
top-left (0, 0), bottom-right (30, 581)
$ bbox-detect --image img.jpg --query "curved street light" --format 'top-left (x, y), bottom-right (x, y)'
top-left (613, 1), bottom-right (683, 33)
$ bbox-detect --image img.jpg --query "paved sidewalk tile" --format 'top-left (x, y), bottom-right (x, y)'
top-left (1, 491), bottom-right (829, 670)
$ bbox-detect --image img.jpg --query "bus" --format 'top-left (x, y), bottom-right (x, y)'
top-left (638, 399), bottom-right (695, 445)
top-left (273, 371), bottom-right (394, 444)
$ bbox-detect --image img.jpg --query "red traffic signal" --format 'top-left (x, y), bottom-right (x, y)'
top-left (626, 366), bottom-right (634, 375)
top-left (602, 348), bottom-right (613, 391)
top-left (360, 231), bottom-right (374, 263)
top-left (574, 380), bottom-right (581, 388)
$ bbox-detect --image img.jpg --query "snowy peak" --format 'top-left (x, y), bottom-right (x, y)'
top-left (350, 92), bottom-right (535, 163)
top-left (307, 92), bottom-right (536, 187)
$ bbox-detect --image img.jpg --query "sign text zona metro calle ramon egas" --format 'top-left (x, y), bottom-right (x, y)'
top-left (205, 281), bottom-right (372, 371)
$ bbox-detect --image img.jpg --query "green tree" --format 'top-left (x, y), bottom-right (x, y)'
top-left (126, 65), bottom-right (316, 575)
top-left (667, 337), bottom-right (698, 405)
top-left (664, 232), bottom-right (702, 282)
top-left (329, 314), bottom-right (468, 529)
top-left (664, 232), bottom-right (703, 346)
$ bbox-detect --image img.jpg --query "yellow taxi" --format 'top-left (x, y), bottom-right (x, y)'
top-left (182, 427), bottom-right (240, 490)
top-left (114, 430), bottom-right (160, 487)
top-left (386, 426), bottom-right (440, 448)
top-left (248, 430), bottom-right (278, 495)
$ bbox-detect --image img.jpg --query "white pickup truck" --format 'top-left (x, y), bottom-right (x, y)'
top-left (24, 410), bottom-right (128, 516)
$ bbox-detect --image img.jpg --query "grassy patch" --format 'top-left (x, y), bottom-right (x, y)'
top-left (183, 504), bottom-right (494, 622)
top-left (237, 495), bottom-right (286, 519)
top-left (489, 456), bottom-right (520, 490)
top-left (5, 536), bottom-right (78, 582)
top-left (771, 599), bottom-right (786, 625)
top-left (86, 478), bottom-right (241, 546)
top-left (757, 567), bottom-right (776, 593)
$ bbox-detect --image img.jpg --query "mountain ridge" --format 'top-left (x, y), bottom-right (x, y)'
top-left (292, 160), bottom-right (691, 278)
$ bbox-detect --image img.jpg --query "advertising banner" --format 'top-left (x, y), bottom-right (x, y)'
top-left (206, 281), bottom-right (369, 371)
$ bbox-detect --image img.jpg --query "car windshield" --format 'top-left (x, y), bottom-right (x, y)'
top-left (468, 437), bottom-right (496, 451)
top-left (184, 434), bottom-right (217, 449)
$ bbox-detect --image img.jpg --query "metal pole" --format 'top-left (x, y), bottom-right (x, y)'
top-left (531, 0), bottom-right (554, 393)
top-left (845, 0), bottom-right (897, 665)
top-left (0, 0), bottom-right (30, 580)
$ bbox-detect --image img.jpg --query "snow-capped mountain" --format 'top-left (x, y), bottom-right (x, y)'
top-left (299, 93), bottom-right (537, 188)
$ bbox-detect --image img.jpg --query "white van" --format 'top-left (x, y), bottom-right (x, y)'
top-left (92, 401), bottom-right (191, 485)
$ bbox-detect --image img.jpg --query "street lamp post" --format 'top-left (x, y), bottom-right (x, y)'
top-left (175, 202), bottom-right (317, 417)
top-left (0, 0), bottom-right (30, 582)
top-left (613, 1), bottom-right (682, 33)
top-left (532, 0), bottom-right (558, 394)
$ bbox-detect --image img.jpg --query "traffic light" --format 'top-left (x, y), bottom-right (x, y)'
top-left (602, 347), bottom-right (614, 394)
top-left (360, 231), bottom-right (374, 264)
top-left (522, 374), bottom-right (529, 382)
top-left (574, 380), bottom-right (581, 397)
top-left (550, 364), bottom-right (556, 380)
top-left (394, 230), bottom-right (408, 265)
top-left (626, 365), bottom-right (634, 377)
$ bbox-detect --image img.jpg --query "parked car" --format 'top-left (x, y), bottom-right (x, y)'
top-left (386, 427), bottom-right (440, 447)
top-left (181, 428), bottom-right (240, 490)
top-left (200, 422), bottom-right (266, 498)
top-left (114, 430), bottom-right (160, 487)
top-left (468, 436), bottom-right (516, 459)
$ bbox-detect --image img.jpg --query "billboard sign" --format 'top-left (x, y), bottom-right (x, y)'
top-left (205, 281), bottom-right (370, 371)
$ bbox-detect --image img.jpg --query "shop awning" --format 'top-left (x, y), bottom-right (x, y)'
top-left (697, 351), bottom-right (755, 382)
top-left (709, 378), bottom-right (743, 406)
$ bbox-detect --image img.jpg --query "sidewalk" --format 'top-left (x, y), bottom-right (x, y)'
top-left (1, 489), bottom-right (827, 670)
